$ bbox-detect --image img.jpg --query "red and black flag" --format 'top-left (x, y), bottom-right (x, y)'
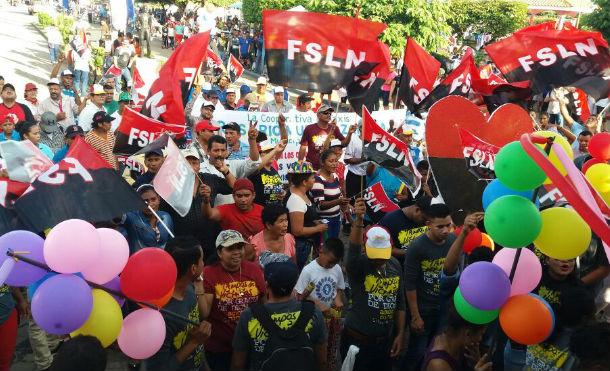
top-left (485, 27), bottom-right (610, 100)
top-left (202, 49), bottom-right (226, 78)
top-left (362, 107), bottom-right (420, 192)
top-left (132, 66), bottom-right (145, 89)
top-left (471, 73), bottom-right (531, 113)
top-left (114, 107), bottom-right (187, 155)
top-left (458, 128), bottom-right (500, 180)
top-left (396, 37), bottom-right (441, 112)
top-left (343, 61), bottom-right (386, 115)
top-left (14, 137), bottom-right (145, 232)
top-left (363, 182), bottom-right (399, 223)
top-left (0, 178), bottom-right (29, 235)
top-left (417, 49), bottom-right (476, 111)
top-left (263, 10), bottom-right (391, 93)
top-left (227, 53), bottom-right (244, 82)
top-left (140, 32), bottom-right (210, 124)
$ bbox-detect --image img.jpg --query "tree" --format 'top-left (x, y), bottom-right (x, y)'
top-left (447, 0), bottom-right (528, 41)
top-left (242, 0), bottom-right (451, 55)
top-left (582, 0), bottom-right (610, 42)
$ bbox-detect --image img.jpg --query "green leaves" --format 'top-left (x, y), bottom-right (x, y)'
top-left (446, 0), bottom-right (528, 41)
top-left (582, 0), bottom-right (610, 42)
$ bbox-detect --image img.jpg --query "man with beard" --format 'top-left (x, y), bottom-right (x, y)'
top-left (0, 84), bottom-right (35, 123)
top-left (38, 79), bottom-right (79, 129)
top-left (50, 62), bottom-right (82, 106)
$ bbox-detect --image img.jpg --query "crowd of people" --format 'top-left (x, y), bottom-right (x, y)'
top-left (1, 3), bottom-right (610, 371)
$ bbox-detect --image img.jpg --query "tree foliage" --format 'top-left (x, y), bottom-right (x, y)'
top-left (581, 0), bottom-right (610, 42)
top-left (242, 0), bottom-right (451, 55)
top-left (447, 0), bottom-right (528, 40)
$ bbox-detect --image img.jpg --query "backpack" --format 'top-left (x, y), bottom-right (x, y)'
top-left (250, 300), bottom-right (316, 371)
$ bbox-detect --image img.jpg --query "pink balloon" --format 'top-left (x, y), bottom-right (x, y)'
top-left (117, 308), bottom-right (166, 359)
top-left (492, 247), bottom-right (541, 296)
top-left (44, 219), bottom-right (101, 274)
top-left (81, 229), bottom-right (129, 284)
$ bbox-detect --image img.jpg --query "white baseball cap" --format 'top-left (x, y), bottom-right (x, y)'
top-left (330, 139), bottom-right (343, 148)
top-left (273, 86), bottom-right (284, 94)
top-left (257, 76), bottom-right (267, 85)
top-left (259, 140), bottom-right (275, 152)
top-left (365, 226), bottom-right (392, 260)
top-left (226, 88), bottom-right (236, 94)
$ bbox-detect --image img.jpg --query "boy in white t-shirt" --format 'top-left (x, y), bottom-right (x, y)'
top-left (294, 237), bottom-right (345, 313)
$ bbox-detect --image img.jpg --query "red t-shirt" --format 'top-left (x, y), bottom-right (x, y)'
top-left (203, 260), bottom-right (266, 352)
top-left (0, 103), bottom-right (32, 123)
top-left (217, 203), bottom-right (264, 239)
top-left (300, 123), bottom-right (345, 169)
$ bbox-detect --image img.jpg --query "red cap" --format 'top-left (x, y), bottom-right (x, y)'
top-left (25, 83), bottom-right (37, 91)
top-left (233, 178), bottom-right (255, 193)
top-left (194, 120), bottom-right (220, 132)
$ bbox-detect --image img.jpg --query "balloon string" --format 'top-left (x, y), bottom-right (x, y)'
top-left (507, 136), bottom-right (555, 282)
top-left (5, 250), bottom-right (200, 327)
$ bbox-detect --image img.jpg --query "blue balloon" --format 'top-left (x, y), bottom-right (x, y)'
top-left (482, 179), bottom-right (539, 210)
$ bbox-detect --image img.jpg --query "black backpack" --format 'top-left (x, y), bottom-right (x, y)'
top-left (250, 300), bottom-right (316, 371)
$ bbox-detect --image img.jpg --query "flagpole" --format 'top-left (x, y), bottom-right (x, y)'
top-left (5, 250), bottom-right (200, 327)
top-left (360, 105), bottom-right (365, 199)
top-left (147, 204), bottom-right (175, 238)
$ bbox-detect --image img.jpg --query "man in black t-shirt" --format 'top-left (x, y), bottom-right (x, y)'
top-left (378, 195), bottom-right (431, 265)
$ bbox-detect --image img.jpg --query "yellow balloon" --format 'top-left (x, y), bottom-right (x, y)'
top-left (534, 207), bottom-right (591, 260)
top-left (71, 289), bottom-right (123, 347)
top-left (534, 131), bottom-right (573, 184)
top-left (585, 163), bottom-right (610, 204)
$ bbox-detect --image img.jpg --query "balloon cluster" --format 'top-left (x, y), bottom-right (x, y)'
top-left (0, 219), bottom-right (177, 359)
top-left (584, 132), bottom-right (610, 205)
top-left (454, 131), bottom-right (595, 345)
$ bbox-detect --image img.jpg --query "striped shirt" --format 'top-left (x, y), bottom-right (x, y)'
top-left (85, 130), bottom-right (118, 170)
top-left (312, 173), bottom-right (341, 218)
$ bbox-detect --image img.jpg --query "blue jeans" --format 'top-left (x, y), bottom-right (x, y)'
top-left (255, 49), bottom-right (265, 74)
top-left (326, 215), bottom-right (341, 239)
top-left (49, 44), bottom-right (60, 63)
top-left (504, 341), bottom-right (526, 371)
top-left (73, 69), bottom-right (88, 96)
top-left (295, 238), bottom-right (314, 270)
top-left (402, 311), bottom-right (439, 371)
top-left (115, 67), bottom-right (132, 93)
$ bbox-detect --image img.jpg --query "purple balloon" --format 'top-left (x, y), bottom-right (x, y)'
top-left (0, 231), bottom-right (47, 286)
top-left (102, 276), bottom-right (126, 307)
top-left (459, 261), bottom-right (511, 311)
top-left (31, 274), bottom-right (93, 335)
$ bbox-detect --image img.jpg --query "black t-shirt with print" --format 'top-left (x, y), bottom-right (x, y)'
top-left (249, 167), bottom-right (284, 206)
top-left (378, 209), bottom-right (427, 265)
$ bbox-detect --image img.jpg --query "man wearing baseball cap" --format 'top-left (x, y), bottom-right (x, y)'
top-left (112, 91), bottom-right (132, 128)
top-left (78, 84), bottom-right (108, 132)
top-left (201, 229), bottom-right (266, 371)
top-left (223, 88), bottom-right (238, 110)
top-left (190, 119), bottom-right (220, 161)
top-left (38, 78), bottom-right (79, 129)
top-left (396, 124), bottom-right (423, 165)
top-left (254, 76), bottom-right (273, 105)
top-left (53, 124), bottom-right (84, 163)
top-left (298, 103), bottom-right (355, 170)
top-left (39, 111), bottom-right (65, 153)
top-left (342, 198), bottom-right (406, 371)
top-left (261, 87), bottom-right (293, 113)
top-left (222, 122), bottom-right (250, 160)
top-left (0, 83), bottom-right (35, 124)
top-left (50, 54), bottom-right (82, 104)
top-left (23, 83), bottom-right (40, 122)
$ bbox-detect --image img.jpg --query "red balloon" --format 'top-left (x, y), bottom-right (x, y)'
top-left (453, 226), bottom-right (483, 254)
top-left (589, 133), bottom-right (610, 161)
top-left (121, 248), bottom-right (177, 302)
top-left (582, 158), bottom-right (606, 175)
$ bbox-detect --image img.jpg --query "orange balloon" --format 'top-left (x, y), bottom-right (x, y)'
top-left (499, 294), bottom-right (554, 345)
top-left (138, 286), bottom-right (174, 309)
top-left (480, 233), bottom-right (495, 251)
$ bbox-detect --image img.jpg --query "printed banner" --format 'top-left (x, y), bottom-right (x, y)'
top-left (397, 37), bottom-right (441, 111)
top-left (363, 182), bottom-right (399, 223)
top-left (485, 27), bottom-right (610, 99)
top-left (0, 140), bottom-right (54, 183)
top-left (228, 53), bottom-right (244, 82)
top-left (263, 10), bottom-right (391, 92)
top-left (458, 128), bottom-right (499, 180)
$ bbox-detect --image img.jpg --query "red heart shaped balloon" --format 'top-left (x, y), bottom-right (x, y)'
top-left (425, 96), bottom-right (533, 221)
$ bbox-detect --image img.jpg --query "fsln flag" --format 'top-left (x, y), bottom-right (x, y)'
top-left (263, 10), bottom-right (391, 93)
top-left (228, 53), bottom-right (244, 82)
top-left (14, 137), bottom-right (145, 232)
top-left (0, 140), bottom-right (54, 183)
top-left (363, 182), bottom-right (399, 223)
top-left (396, 37), bottom-right (441, 112)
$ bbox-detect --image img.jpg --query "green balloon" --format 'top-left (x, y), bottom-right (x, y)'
top-left (495, 141), bottom-right (547, 191)
top-left (454, 287), bottom-right (499, 324)
top-left (484, 195), bottom-right (542, 247)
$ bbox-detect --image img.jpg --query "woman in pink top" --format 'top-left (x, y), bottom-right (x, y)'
top-left (381, 66), bottom-right (398, 110)
top-left (249, 204), bottom-right (296, 262)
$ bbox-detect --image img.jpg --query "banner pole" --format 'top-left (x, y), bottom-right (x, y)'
top-left (147, 204), bottom-right (175, 238)
top-left (360, 106), bottom-right (365, 198)
top-left (5, 250), bottom-right (200, 326)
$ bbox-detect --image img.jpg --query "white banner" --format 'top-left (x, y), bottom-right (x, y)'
top-left (213, 109), bottom-right (415, 180)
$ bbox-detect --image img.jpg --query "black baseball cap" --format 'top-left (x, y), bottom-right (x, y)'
top-left (145, 149), bottom-right (164, 158)
top-left (297, 94), bottom-right (314, 106)
top-left (65, 125), bottom-right (84, 138)
top-left (92, 111), bottom-right (115, 124)
top-left (264, 261), bottom-right (299, 297)
top-left (222, 122), bottom-right (240, 132)
top-left (207, 90), bottom-right (219, 98)
top-left (2, 83), bottom-right (15, 92)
